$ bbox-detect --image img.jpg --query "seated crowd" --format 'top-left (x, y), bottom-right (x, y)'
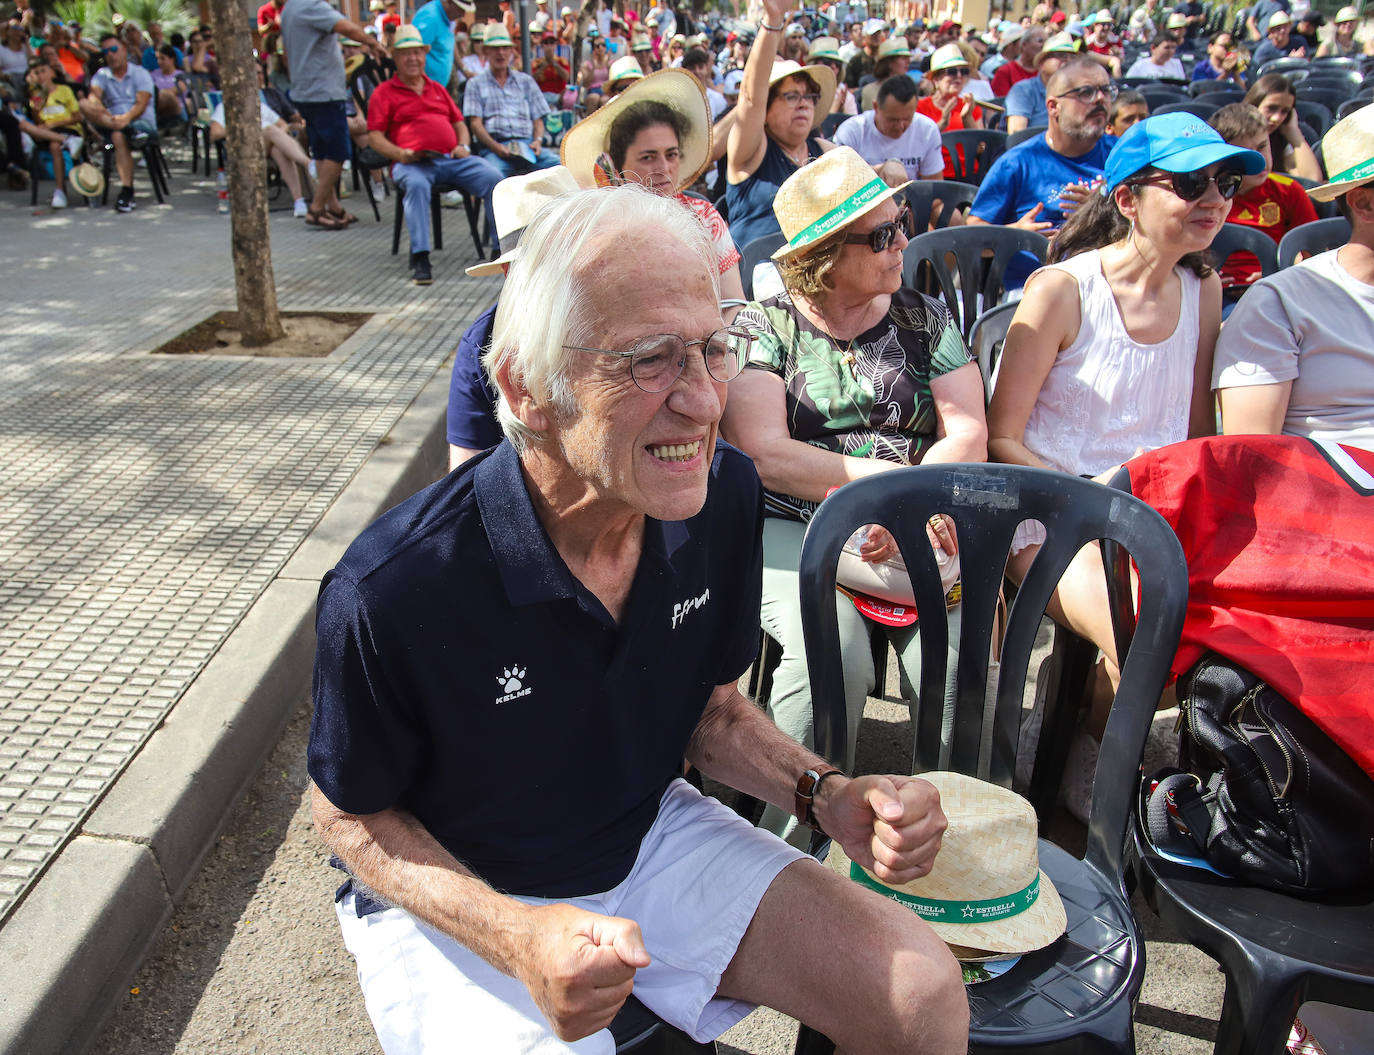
top-left (312, 2), bottom-right (1374, 1051)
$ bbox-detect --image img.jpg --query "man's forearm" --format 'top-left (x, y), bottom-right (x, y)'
top-left (311, 786), bottom-right (534, 977)
top-left (685, 684), bottom-right (830, 814)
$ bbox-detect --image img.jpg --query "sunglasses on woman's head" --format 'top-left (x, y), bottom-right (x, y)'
top-left (844, 203), bottom-right (916, 252)
top-left (1129, 168), bottom-right (1245, 201)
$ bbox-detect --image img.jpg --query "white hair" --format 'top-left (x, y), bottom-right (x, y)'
top-left (483, 184), bottom-right (721, 450)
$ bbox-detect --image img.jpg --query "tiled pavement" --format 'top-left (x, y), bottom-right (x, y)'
top-left (0, 169), bottom-right (500, 926)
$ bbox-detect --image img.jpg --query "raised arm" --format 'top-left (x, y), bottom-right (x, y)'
top-left (312, 788), bottom-right (650, 1041)
top-left (726, 0), bottom-right (792, 183)
top-left (1189, 271), bottom-right (1221, 438)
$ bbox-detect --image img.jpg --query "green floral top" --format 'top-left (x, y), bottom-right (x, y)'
top-left (737, 287), bottom-right (973, 522)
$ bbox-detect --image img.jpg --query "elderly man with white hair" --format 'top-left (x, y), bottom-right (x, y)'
top-left (309, 183), bottom-right (968, 1055)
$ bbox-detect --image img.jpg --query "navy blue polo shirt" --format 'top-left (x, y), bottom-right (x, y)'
top-left (308, 439), bottom-right (763, 898)
top-left (445, 302), bottom-right (502, 452)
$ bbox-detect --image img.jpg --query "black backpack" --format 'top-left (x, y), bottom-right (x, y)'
top-left (1145, 652), bottom-right (1374, 895)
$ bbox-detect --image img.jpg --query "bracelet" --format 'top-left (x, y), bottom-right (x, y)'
top-left (760, 21), bottom-right (785, 32)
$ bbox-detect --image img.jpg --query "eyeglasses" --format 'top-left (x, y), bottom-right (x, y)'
top-left (843, 203), bottom-right (915, 252)
top-left (936, 66), bottom-right (970, 77)
top-left (778, 90), bottom-right (821, 106)
top-left (1053, 82), bottom-right (1118, 103)
top-left (564, 328), bottom-right (756, 392)
top-left (1128, 168), bottom-right (1245, 201)
top-left (102, 45), bottom-right (120, 54)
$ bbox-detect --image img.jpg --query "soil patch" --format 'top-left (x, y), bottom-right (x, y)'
top-left (152, 311), bottom-right (372, 358)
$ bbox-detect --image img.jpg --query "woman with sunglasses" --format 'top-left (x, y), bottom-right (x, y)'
top-left (987, 114), bottom-right (1262, 810)
top-left (724, 0), bottom-right (838, 249)
top-left (918, 43), bottom-right (984, 179)
top-left (577, 33), bottom-right (612, 112)
top-left (722, 148), bottom-right (988, 840)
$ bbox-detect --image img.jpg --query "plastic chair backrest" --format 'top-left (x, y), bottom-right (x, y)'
top-left (1295, 99), bottom-right (1333, 137)
top-left (968, 300), bottom-right (1017, 401)
top-left (1277, 215), bottom-right (1352, 269)
top-left (1297, 84), bottom-right (1355, 115)
top-left (739, 232), bottom-right (786, 301)
top-left (1151, 99), bottom-right (1220, 119)
top-left (820, 111), bottom-right (851, 139)
top-left (1004, 125), bottom-right (1046, 150)
top-left (938, 128), bottom-right (1006, 185)
top-left (899, 179), bottom-right (977, 233)
top-left (1189, 80), bottom-right (1244, 100)
top-left (1137, 85), bottom-right (1190, 109)
top-left (1210, 221), bottom-right (1280, 281)
top-left (1258, 56), bottom-right (1310, 80)
top-left (902, 225), bottom-right (1049, 340)
top-left (798, 465), bottom-right (1188, 876)
top-left (1291, 176), bottom-right (1340, 219)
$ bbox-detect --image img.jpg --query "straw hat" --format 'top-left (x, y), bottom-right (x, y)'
top-left (560, 69), bottom-right (712, 192)
top-left (1264, 10), bottom-right (1290, 30)
top-left (807, 35), bottom-right (842, 62)
top-left (470, 22), bottom-right (486, 41)
top-left (877, 37), bottom-right (911, 61)
top-left (767, 59), bottom-right (837, 130)
top-left (466, 166), bottom-right (580, 277)
top-left (1308, 104), bottom-right (1374, 201)
top-left (392, 24), bottom-right (425, 49)
top-left (631, 32), bottom-right (653, 52)
top-left (483, 22), bottom-right (514, 47)
top-left (1036, 31), bottom-right (1079, 63)
top-left (1088, 9), bottom-right (1115, 26)
top-left (70, 161), bottom-right (104, 199)
top-left (1165, 12), bottom-right (1189, 30)
top-left (1336, 6), bottom-right (1360, 24)
top-left (607, 53), bottom-right (644, 85)
top-left (928, 43), bottom-right (969, 72)
top-left (770, 146), bottom-right (909, 261)
top-left (849, 771), bottom-right (1067, 956)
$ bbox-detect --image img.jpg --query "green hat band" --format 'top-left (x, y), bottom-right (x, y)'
top-left (787, 177), bottom-right (889, 248)
top-left (850, 862), bottom-right (1041, 923)
top-left (1327, 155), bottom-right (1374, 186)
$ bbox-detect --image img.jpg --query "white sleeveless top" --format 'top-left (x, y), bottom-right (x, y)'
top-left (1018, 248), bottom-right (1201, 477)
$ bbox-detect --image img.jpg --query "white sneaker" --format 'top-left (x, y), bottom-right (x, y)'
top-left (372, 180), bottom-right (387, 199)
top-left (293, 197), bottom-right (308, 217)
top-left (51, 188), bottom-right (68, 208)
top-left (64, 134), bottom-right (83, 159)
top-left (439, 189), bottom-right (462, 208)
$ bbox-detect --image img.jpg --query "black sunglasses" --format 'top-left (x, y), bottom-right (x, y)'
top-left (1129, 168), bottom-right (1245, 202)
top-left (844, 202), bottom-right (915, 252)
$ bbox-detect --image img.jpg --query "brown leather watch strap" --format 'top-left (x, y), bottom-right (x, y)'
top-left (795, 764), bottom-right (844, 831)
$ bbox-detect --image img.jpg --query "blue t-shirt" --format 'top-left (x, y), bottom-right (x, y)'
top-left (1192, 58), bottom-right (1221, 81)
top-left (412, 0), bottom-right (455, 88)
top-left (308, 440), bottom-right (764, 898)
top-left (446, 302), bottom-right (501, 451)
top-left (1251, 37), bottom-right (1304, 69)
top-left (1005, 76), bottom-right (1048, 128)
top-left (970, 132), bottom-right (1117, 229)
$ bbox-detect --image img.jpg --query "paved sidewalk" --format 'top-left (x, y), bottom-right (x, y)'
top-left (0, 169), bottom-right (499, 1053)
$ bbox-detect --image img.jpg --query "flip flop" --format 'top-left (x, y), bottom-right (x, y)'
top-left (305, 208), bottom-right (346, 230)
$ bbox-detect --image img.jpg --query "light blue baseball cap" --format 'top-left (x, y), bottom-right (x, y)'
top-left (1102, 113), bottom-right (1265, 194)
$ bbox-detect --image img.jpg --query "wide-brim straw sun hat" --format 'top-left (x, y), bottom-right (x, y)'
top-left (1336, 6), bottom-right (1360, 23)
top-left (560, 68), bottom-right (713, 192)
top-left (466, 165), bottom-right (581, 276)
top-left (849, 771), bottom-right (1068, 956)
top-left (69, 161), bottom-right (104, 199)
top-left (1308, 103), bottom-right (1374, 201)
top-left (928, 43), bottom-right (970, 72)
top-left (767, 59), bottom-right (837, 130)
top-left (770, 145), bottom-right (910, 261)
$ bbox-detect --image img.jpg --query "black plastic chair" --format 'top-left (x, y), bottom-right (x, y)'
top-left (97, 127), bottom-right (170, 204)
top-left (1295, 99), bottom-right (1333, 138)
top-left (819, 111), bottom-right (850, 139)
top-left (939, 128), bottom-right (1006, 185)
top-left (388, 170), bottom-right (486, 259)
top-left (1296, 83), bottom-right (1355, 117)
top-left (1338, 96), bottom-right (1373, 120)
top-left (1290, 176), bottom-right (1340, 219)
top-left (738, 232), bottom-right (786, 301)
top-left (1209, 222), bottom-right (1279, 285)
top-left (1189, 80), bottom-right (1244, 101)
top-left (1311, 55), bottom-right (1365, 72)
top-left (902, 225), bottom-right (1050, 341)
top-left (1004, 124), bottom-right (1046, 150)
top-left (900, 178), bottom-right (977, 232)
top-left (1151, 98), bottom-right (1220, 119)
top-left (1137, 85), bottom-right (1190, 109)
top-left (1277, 215), bottom-right (1352, 269)
top-left (967, 300), bottom-right (1017, 400)
top-left (1110, 465), bottom-right (1374, 1055)
top-left (792, 465), bottom-right (1189, 1055)
top-left (1257, 56), bottom-right (1310, 80)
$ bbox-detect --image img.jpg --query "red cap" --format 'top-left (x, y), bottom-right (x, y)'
top-left (939, 19), bottom-right (959, 33)
top-left (1050, 10), bottom-right (1067, 22)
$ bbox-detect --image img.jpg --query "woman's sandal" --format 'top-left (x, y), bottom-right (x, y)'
top-left (305, 207), bottom-right (347, 230)
top-left (327, 207), bottom-right (359, 225)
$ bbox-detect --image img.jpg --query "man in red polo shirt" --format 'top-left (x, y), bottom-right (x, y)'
top-left (368, 24), bottom-right (502, 284)
top-left (991, 25), bottom-right (1044, 96)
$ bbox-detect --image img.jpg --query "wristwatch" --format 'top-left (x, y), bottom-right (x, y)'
top-left (795, 765), bottom-right (843, 832)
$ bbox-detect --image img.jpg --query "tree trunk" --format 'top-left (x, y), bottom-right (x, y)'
top-left (207, 0), bottom-right (286, 347)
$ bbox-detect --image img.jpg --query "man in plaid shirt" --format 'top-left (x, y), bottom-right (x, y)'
top-left (464, 24), bottom-right (562, 179)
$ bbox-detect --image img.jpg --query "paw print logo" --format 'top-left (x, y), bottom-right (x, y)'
top-left (498, 666), bottom-right (525, 693)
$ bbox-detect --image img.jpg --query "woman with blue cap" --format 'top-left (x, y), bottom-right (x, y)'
top-left (985, 113), bottom-right (1264, 814)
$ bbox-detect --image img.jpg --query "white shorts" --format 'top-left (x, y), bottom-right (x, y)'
top-left (336, 779), bottom-right (808, 1055)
